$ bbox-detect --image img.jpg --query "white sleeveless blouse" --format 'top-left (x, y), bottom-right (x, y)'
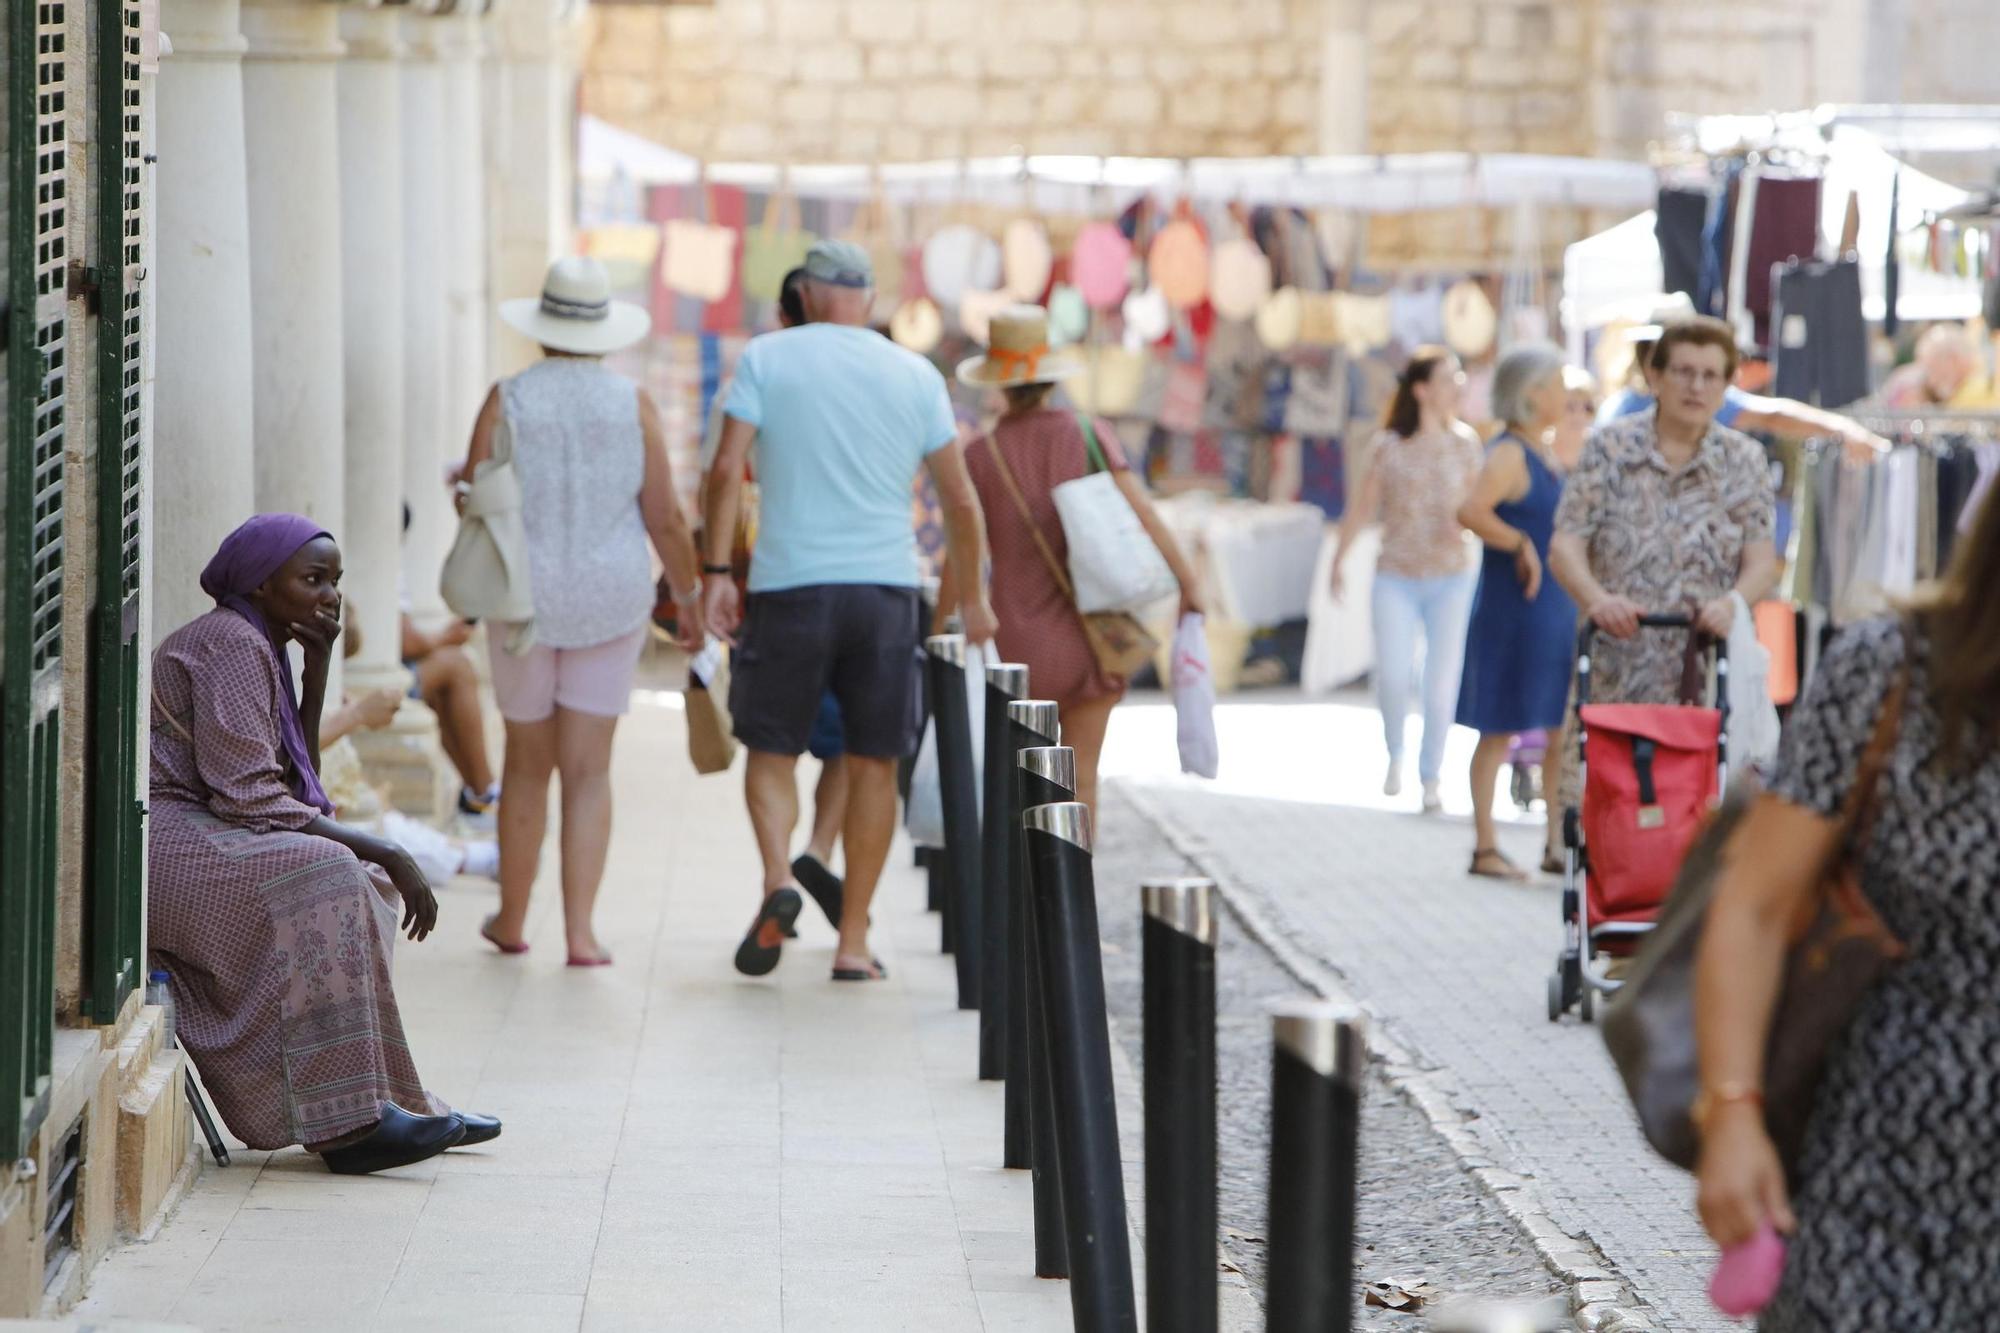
top-left (501, 358), bottom-right (655, 649)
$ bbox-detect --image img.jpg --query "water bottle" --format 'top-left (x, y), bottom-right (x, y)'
top-left (146, 969), bottom-right (177, 1049)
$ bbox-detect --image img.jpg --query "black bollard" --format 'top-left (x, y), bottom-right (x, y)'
top-left (1142, 878), bottom-right (1219, 1333)
top-left (978, 664), bottom-right (1031, 1081)
top-left (1024, 801), bottom-right (1138, 1332)
top-left (1003, 702), bottom-right (1060, 1161)
top-left (925, 633), bottom-right (981, 1005)
top-left (1265, 1000), bottom-right (1365, 1333)
top-left (1016, 742), bottom-right (1072, 1277)
top-left (918, 845), bottom-right (942, 912)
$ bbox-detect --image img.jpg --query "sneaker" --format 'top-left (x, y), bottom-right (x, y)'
top-left (1421, 781), bottom-right (1443, 814)
top-left (460, 840), bottom-right (500, 881)
top-left (1383, 761), bottom-right (1403, 798)
top-left (458, 784), bottom-right (498, 834)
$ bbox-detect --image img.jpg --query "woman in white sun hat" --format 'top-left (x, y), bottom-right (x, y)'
top-left (461, 255), bottom-right (702, 965)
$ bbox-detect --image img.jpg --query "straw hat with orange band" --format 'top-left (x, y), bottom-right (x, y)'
top-left (955, 305), bottom-right (1086, 388)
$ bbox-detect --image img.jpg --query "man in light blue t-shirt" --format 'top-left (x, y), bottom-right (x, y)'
top-left (702, 239), bottom-right (996, 983)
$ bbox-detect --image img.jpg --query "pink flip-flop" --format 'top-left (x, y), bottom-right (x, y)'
top-left (566, 953), bottom-right (613, 968)
top-left (480, 914), bottom-right (529, 955)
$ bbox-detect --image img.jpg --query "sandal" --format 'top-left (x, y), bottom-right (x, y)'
top-left (480, 914), bottom-right (529, 955)
top-left (1540, 851), bottom-right (1565, 875)
top-left (734, 888), bottom-right (802, 977)
top-left (1469, 848), bottom-right (1528, 882)
top-left (831, 955), bottom-right (889, 982)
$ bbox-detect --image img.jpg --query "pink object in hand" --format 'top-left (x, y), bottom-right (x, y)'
top-left (1710, 1224), bottom-right (1786, 1317)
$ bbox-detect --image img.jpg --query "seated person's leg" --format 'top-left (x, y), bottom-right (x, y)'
top-left (412, 645), bottom-right (498, 807)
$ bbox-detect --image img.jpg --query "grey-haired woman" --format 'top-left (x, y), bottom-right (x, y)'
top-left (1453, 343), bottom-right (1577, 879)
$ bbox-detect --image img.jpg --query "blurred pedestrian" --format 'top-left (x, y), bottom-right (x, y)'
top-left (949, 305), bottom-right (1202, 815)
top-left (1454, 342), bottom-right (1577, 880)
top-left (1552, 364), bottom-right (1599, 470)
top-left (1331, 345), bottom-right (1483, 812)
top-left (1878, 321), bottom-right (1996, 408)
top-left (148, 515), bottom-right (499, 1173)
top-left (469, 256), bottom-right (703, 966)
top-left (1693, 482), bottom-right (2000, 1331)
top-left (704, 240), bottom-right (996, 982)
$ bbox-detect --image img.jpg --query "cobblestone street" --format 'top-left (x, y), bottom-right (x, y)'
top-left (1105, 693), bottom-right (1730, 1332)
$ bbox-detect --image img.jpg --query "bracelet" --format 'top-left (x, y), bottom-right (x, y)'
top-left (1690, 1081), bottom-right (1764, 1134)
top-left (701, 563), bottom-right (732, 576)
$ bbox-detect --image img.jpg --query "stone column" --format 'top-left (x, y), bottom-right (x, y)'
top-left (490, 0), bottom-right (584, 379)
top-left (153, 0), bottom-right (258, 639)
top-left (438, 3), bottom-right (490, 464)
top-left (240, 0), bottom-right (346, 699)
top-left (1318, 0), bottom-right (1368, 155)
top-left (400, 13), bottom-right (453, 623)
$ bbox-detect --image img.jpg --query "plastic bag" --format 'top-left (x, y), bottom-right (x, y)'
top-left (1725, 593), bottom-right (1781, 769)
top-left (1172, 613), bottom-right (1220, 779)
top-left (904, 642), bottom-right (989, 845)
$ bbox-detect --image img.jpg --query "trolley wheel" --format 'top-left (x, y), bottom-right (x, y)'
top-left (1546, 972), bottom-right (1564, 1022)
top-left (1579, 983), bottom-right (1596, 1024)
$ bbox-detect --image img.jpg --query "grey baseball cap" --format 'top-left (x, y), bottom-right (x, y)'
top-left (803, 239), bottom-right (874, 289)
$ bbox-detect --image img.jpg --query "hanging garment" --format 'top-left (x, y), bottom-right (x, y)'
top-left (1656, 187), bottom-right (1711, 301)
top-left (1742, 173), bottom-right (1823, 351)
top-left (1726, 166), bottom-right (1760, 341)
top-left (1769, 258), bottom-right (1869, 408)
top-left (1697, 163), bottom-right (1741, 319)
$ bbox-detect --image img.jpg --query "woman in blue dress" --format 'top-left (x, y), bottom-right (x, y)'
top-left (1455, 343), bottom-right (1578, 880)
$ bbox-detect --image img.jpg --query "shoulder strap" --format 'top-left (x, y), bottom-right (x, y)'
top-left (985, 426), bottom-right (1078, 601)
top-left (1074, 411), bottom-right (1108, 475)
top-left (151, 685), bottom-right (194, 743)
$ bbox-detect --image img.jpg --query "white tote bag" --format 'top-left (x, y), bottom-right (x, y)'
top-left (440, 411), bottom-right (536, 641)
top-left (1052, 415), bottom-right (1179, 615)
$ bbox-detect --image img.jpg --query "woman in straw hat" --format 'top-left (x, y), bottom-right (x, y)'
top-left (943, 305), bottom-right (1202, 814)
top-left (463, 255), bottom-right (703, 965)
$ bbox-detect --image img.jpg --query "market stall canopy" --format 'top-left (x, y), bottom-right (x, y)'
top-left (577, 115), bottom-right (1655, 216)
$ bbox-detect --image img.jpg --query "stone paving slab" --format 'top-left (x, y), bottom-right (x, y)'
top-left (1117, 749), bottom-right (1729, 1333)
top-left (73, 696), bottom-right (1122, 1332)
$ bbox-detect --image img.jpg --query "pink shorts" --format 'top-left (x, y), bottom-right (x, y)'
top-left (487, 627), bottom-right (647, 724)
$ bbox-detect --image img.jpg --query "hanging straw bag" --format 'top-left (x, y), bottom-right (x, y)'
top-left (441, 408), bottom-right (535, 646)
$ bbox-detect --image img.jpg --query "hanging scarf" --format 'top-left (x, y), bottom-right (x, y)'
top-left (199, 513), bottom-right (337, 814)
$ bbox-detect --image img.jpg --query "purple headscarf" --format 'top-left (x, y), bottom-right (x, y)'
top-left (201, 513), bottom-right (337, 814)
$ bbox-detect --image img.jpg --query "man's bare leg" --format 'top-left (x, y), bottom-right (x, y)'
top-left (833, 756), bottom-right (897, 971)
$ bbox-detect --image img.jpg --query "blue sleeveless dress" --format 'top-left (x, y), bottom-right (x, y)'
top-left (1454, 436), bottom-right (1577, 734)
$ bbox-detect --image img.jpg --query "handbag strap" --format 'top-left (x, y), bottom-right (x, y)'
top-left (1074, 411), bottom-right (1109, 476)
top-left (985, 421), bottom-right (1080, 604)
top-left (152, 685), bottom-right (193, 743)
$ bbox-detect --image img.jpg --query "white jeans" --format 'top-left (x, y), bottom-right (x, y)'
top-left (1371, 568), bottom-right (1477, 784)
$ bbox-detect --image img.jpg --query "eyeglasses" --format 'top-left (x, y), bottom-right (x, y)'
top-left (1663, 365), bottom-right (1729, 390)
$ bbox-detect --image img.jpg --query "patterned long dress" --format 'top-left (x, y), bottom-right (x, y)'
top-left (148, 610), bottom-right (445, 1150)
top-left (1760, 617), bottom-right (2000, 1330)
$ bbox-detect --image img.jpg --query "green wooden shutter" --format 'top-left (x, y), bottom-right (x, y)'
top-left (2, 0), bottom-right (69, 1160)
top-left (86, 0), bottom-right (144, 1024)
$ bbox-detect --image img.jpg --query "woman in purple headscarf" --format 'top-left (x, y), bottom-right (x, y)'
top-left (148, 515), bottom-right (500, 1174)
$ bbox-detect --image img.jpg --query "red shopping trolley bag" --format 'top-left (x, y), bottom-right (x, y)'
top-left (1579, 703), bottom-right (1722, 919)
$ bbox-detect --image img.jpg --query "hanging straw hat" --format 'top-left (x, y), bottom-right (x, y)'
top-left (500, 255), bottom-right (651, 355)
top-left (956, 305), bottom-right (1086, 388)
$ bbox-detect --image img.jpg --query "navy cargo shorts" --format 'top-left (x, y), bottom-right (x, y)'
top-left (729, 584), bottom-right (922, 760)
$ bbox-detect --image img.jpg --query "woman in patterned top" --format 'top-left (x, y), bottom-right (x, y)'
top-left (149, 515), bottom-right (499, 1174)
top-left (1692, 481), bottom-right (2000, 1329)
top-left (1331, 346), bottom-right (1484, 812)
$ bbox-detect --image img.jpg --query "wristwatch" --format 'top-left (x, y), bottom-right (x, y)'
top-left (701, 563), bottom-right (732, 577)
top-left (1690, 1082), bottom-right (1764, 1136)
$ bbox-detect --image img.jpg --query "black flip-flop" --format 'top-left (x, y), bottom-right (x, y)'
top-left (831, 956), bottom-right (889, 982)
top-left (790, 854), bottom-right (846, 930)
top-left (734, 888), bottom-right (803, 977)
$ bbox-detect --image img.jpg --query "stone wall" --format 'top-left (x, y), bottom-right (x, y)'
top-left (584, 0), bottom-right (1331, 162)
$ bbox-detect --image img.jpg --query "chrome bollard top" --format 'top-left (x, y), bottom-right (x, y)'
top-left (1017, 745), bottom-right (1076, 792)
top-left (925, 633), bottom-right (967, 665)
top-left (1023, 801), bottom-right (1094, 854)
top-left (1006, 699), bottom-right (1060, 741)
top-left (1141, 878), bottom-right (1217, 946)
top-left (1268, 998), bottom-right (1367, 1087)
top-left (985, 662), bottom-right (1030, 697)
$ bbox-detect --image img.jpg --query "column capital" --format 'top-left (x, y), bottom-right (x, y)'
top-left (337, 4), bottom-right (405, 59)
top-left (239, 0), bottom-right (347, 61)
top-left (159, 0), bottom-right (251, 60)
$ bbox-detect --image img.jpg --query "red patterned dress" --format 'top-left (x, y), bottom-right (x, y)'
top-left (148, 610), bottom-right (446, 1150)
top-left (964, 407), bottom-right (1133, 708)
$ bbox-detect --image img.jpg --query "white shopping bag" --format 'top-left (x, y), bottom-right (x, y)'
top-left (1725, 593), bottom-right (1781, 770)
top-left (903, 641), bottom-right (989, 846)
top-left (1171, 613), bottom-right (1220, 779)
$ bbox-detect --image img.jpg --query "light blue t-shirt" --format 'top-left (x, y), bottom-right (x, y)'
top-left (723, 323), bottom-right (957, 594)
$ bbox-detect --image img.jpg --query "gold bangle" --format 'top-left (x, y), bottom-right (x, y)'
top-left (1691, 1081), bottom-right (1764, 1134)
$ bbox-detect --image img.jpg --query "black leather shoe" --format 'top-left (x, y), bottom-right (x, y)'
top-left (451, 1111), bottom-right (503, 1147)
top-left (321, 1103), bottom-right (466, 1175)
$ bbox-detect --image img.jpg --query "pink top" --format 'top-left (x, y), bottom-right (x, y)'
top-left (1368, 424), bottom-right (1483, 580)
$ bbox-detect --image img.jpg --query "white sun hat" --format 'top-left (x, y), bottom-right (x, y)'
top-left (500, 255), bottom-right (651, 356)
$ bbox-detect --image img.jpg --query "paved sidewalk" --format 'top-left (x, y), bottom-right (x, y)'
top-left (75, 694), bottom-right (1120, 1332)
top-left (1106, 693), bottom-right (1727, 1333)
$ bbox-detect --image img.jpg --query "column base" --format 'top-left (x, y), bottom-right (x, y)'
top-left (351, 704), bottom-right (456, 823)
